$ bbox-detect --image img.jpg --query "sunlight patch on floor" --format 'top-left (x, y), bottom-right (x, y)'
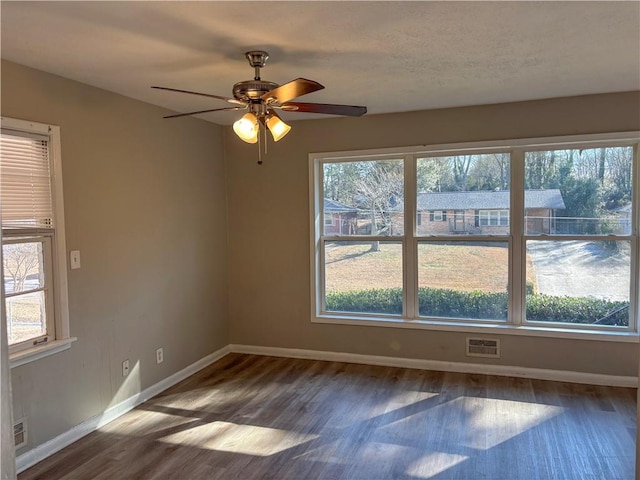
top-left (154, 387), bottom-right (248, 412)
top-left (387, 390), bottom-right (439, 406)
top-left (291, 440), bottom-right (347, 465)
top-left (99, 409), bottom-right (193, 436)
top-left (405, 452), bottom-right (468, 478)
top-left (368, 390), bottom-right (439, 418)
top-left (376, 394), bottom-right (563, 454)
top-left (462, 397), bottom-right (564, 450)
top-left (159, 421), bottom-right (318, 456)
top-left (354, 441), bottom-right (430, 473)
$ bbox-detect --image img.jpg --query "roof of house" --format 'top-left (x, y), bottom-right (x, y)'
top-left (324, 198), bottom-right (358, 213)
top-left (417, 189), bottom-right (566, 210)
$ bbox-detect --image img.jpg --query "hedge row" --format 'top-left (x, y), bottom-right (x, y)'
top-left (325, 288), bottom-right (629, 326)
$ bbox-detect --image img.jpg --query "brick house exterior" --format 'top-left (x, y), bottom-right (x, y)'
top-left (324, 198), bottom-right (358, 235)
top-left (416, 189), bottom-right (565, 235)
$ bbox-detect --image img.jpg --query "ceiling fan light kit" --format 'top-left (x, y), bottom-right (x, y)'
top-left (232, 113), bottom-right (259, 144)
top-left (153, 50), bottom-right (366, 164)
top-left (265, 112), bottom-right (291, 142)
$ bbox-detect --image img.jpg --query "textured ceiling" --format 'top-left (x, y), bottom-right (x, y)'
top-left (1, 1), bottom-right (639, 125)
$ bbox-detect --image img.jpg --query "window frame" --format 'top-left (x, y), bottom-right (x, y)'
top-left (518, 144), bottom-right (638, 329)
top-left (317, 156), bottom-right (406, 316)
top-left (1, 117), bottom-right (74, 366)
top-left (309, 132), bottom-right (640, 342)
top-left (3, 235), bottom-right (54, 348)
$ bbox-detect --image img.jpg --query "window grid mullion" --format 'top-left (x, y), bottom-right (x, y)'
top-left (510, 149), bottom-right (525, 326)
top-left (404, 154), bottom-right (417, 319)
top-left (629, 144), bottom-right (639, 331)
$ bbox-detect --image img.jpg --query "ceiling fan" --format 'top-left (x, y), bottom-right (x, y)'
top-left (152, 50), bottom-right (367, 162)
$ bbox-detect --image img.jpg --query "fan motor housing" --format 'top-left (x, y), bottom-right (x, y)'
top-left (233, 80), bottom-right (279, 102)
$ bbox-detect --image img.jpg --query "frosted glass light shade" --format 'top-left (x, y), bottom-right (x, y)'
top-left (233, 113), bottom-right (259, 143)
top-left (266, 114), bottom-right (291, 142)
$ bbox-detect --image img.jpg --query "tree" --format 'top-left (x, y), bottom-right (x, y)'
top-left (598, 148), bottom-right (606, 185)
top-left (601, 147), bottom-right (633, 209)
top-left (525, 150), bottom-right (563, 189)
top-left (323, 162), bottom-right (361, 206)
top-left (354, 161), bottom-right (403, 251)
top-left (3, 243), bottom-right (41, 293)
top-left (417, 157), bottom-right (448, 192)
top-left (452, 155), bottom-right (473, 191)
top-left (492, 153), bottom-right (510, 190)
top-left (559, 177), bottom-right (600, 218)
top-left (467, 153), bottom-right (510, 191)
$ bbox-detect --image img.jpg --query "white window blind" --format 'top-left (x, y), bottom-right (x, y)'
top-left (0, 129), bottom-right (54, 229)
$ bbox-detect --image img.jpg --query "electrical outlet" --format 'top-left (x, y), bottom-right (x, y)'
top-left (156, 347), bottom-right (164, 364)
top-left (122, 359), bottom-right (130, 377)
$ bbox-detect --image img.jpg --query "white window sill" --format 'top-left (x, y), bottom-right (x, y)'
top-left (313, 315), bottom-right (639, 343)
top-left (10, 337), bottom-right (77, 368)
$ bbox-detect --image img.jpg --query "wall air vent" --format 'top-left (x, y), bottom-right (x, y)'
top-left (14, 417), bottom-right (27, 449)
top-left (466, 337), bottom-right (500, 358)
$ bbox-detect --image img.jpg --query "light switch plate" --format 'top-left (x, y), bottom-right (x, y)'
top-left (70, 250), bottom-right (81, 269)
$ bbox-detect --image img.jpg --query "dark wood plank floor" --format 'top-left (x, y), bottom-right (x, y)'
top-left (20, 354), bottom-right (637, 479)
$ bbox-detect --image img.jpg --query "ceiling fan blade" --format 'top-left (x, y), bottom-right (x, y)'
top-left (280, 102), bottom-right (367, 117)
top-left (152, 86), bottom-right (245, 105)
top-left (262, 78), bottom-right (324, 104)
top-left (163, 106), bottom-right (244, 119)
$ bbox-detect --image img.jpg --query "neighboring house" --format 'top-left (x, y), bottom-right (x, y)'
top-left (417, 189), bottom-right (566, 235)
top-left (324, 198), bottom-right (358, 235)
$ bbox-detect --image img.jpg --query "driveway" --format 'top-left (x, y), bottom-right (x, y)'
top-left (527, 240), bottom-right (630, 302)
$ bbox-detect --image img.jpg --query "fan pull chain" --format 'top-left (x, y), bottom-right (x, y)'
top-left (264, 123), bottom-right (268, 157)
top-left (257, 120), bottom-right (269, 165)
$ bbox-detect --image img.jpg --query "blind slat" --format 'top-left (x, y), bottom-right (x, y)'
top-left (0, 131), bottom-right (54, 230)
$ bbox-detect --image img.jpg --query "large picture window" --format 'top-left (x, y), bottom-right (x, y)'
top-left (310, 134), bottom-right (639, 338)
top-left (524, 146), bottom-right (634, 327)
top-left (1, 117), bottom-right (71, 363)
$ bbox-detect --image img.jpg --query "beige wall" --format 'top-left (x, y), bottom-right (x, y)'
top-left (2, 58), bottom-right (639, 463)
top-left (1, 61), bottom-right (229, 453)
top-left (225, 92), bottom-right (640, 377)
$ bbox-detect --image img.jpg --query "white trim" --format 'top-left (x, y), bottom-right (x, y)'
top-left (631, 144), bottom-right (639, 332)
top-left (404, 154), bottom-right (417, 318)
top-left (312, 314), bottom-right (639, 343)
top-left (10, 337), bottom-right (77, 369)
top-left (49, 125), bottom-right (70, 340)
top-left (510, 150), bottom-right (525, 326)
top-left (15, 345), bottom-right (231, 473)
top-left (229, 344), bottom-right (637, 388)
top-left (2, 117), bottom-right (72, 353)
top-left (309, 157), bottom-right (320, 326)
top-left (0, 117), bottom-right (50, 135)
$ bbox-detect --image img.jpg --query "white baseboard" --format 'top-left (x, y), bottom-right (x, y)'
top-left (229, 344), bottom-right (638, 388)
top-left (16, 345), bottom-right (231, 474)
